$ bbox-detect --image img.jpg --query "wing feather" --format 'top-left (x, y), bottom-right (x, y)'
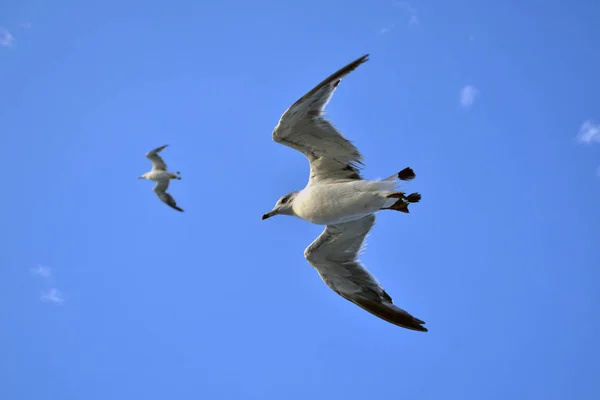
top-left (153, 180), bottom-right (184, 212)
top-left (304, 215), bottom-right (427, 332)
top-left (272, 55), bottom-right (369, 184)
top-left (146, 144), bottom-right (169, 171)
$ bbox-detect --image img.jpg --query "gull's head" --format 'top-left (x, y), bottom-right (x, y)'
top-left (262, 191), bottom-right (298, 220)
top-left (138, 173), bottom-right (148, 180)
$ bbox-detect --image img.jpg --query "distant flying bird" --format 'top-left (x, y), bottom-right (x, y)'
top-left (262, 54), bottom-right (427, 332)
top-left (139, 144), bottom-right (184, 212)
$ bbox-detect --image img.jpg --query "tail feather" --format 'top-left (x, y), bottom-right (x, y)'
top-left (384, 167), bottom-right (416, 181)
top-left (397, 167), bottom-right (416, 181)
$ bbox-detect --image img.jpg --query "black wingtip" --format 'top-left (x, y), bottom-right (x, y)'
top-left (410, 317), bottom-right (428, 332)
top-left (350, 54), bottom-right (370, 69)
top-left (333, 54), bottom-right (370, 85)
top-left (399, 316), bottom-right (428, 332)
top-left (346, 296), bottom-right (428, 332)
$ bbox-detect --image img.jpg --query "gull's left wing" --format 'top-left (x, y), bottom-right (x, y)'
top-left (153, 180), bottom-right (184, 212)
top-left (304, 215), bottom-right (427, 331)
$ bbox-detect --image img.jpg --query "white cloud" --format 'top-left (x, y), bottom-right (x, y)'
top-left (31, 265), bottom-right (52, 278)
top-left (379, 25), bottom-right (394, 34)
top-left (41, 288), bottom-right (65, 304)
top-left (460, 85), bottom-right (479, 108)
top-left (394, 2), bottom-right (420, 25)
top-left (0, 27), bottom-right (14, 48)
top-left (577, 120), bottom-right (600, 144)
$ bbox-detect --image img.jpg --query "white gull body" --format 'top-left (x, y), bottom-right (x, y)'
top-left (291, 179), bottom-right (400, 225)
top-left (262, 54), bottom-right (427, 332)
top-left (139, 144), bottom-right (184, 212)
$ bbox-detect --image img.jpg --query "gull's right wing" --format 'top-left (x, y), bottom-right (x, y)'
top-left (272, 55), bottom-right (369, 184)
top-left (146, 144), bottom-right (169, 171)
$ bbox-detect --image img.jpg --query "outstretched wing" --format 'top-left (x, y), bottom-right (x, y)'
top-left (272, 54), bottom-right (369, 184)
top-left (146, 144), bottom-right (169, 171)
top-left (152, 180), bottom-right (184, 212)
top-left (304, 215), bottom-right (427, 332)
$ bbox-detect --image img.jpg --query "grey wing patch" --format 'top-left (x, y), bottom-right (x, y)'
top-left (272, 55), bottom-right (370, 184)
top-left (153, 180), bottom-right (184, 212)
top-left (146, 144), bottom-right (169, 171)
top-left (304, 215), bottom-right (427, 332)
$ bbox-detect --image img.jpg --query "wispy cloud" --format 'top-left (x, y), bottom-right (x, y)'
top-left (577, 120), bottom-right (600, 144)
top-left (31, 264), bottom-right (66, 304)
top-left (41, 288), bottom-right (65, 304)
top-left (0, 27), bottom-right (14, 48)
top-left (379, 25), bottom-right (395, 34)
top-left (460, 85), bottom-right (479, 108)
top-left (393, 2), bottom-right (420, 25)
top-left (31, 265), bottom-right (52, 278)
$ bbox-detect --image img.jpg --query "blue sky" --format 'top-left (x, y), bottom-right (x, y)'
top-left (2, 0), bottom-right (600, 398)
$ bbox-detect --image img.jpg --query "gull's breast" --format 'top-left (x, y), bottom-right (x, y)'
top-left (293, 181), bottom-right (388, 225)
top-left (146, 170), bottom-right (171, 181)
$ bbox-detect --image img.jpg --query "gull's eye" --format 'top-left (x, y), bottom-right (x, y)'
top-left (281, 195), bottom-right (290, 204)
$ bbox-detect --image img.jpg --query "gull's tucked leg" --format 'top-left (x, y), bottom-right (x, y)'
top-left (405, 192), bottom-right (421, 203)
top-left (384, 192), bottom-right (420, 202)
top-left (385, 192), bottom-right (406, 199)
top-left (382, 192), bottom-right (422, 213)
top-left (383, 199), bottom-right (410, 213)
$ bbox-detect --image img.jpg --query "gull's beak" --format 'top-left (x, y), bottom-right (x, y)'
top-left (261, 210), bottom-right (277, 220)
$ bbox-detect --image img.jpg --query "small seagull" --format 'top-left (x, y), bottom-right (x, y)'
top-left (262, 54), bottom-right (426, 332)
top-left (139, 144), bottom-right (184, 212)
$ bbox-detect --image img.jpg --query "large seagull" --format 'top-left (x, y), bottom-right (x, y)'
top-left (262, 54), bottom-right (427, 331)
top-left (139, 144), bottom-right (184, 212)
